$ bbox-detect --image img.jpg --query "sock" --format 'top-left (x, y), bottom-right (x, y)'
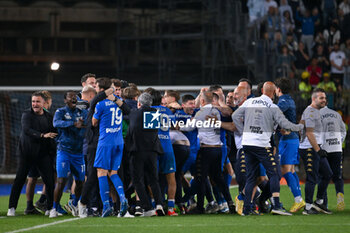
top-left (225, 173), bottom-right (233, 188)
top-left (212, 186), bottom-right (222, 205)
top-left (238, 192), bottom-right (245, 200)
top-left (271, 197), bottom-right (281, 209)
top-left (113, 202), bottom-right (118, 211)
top-left (292, 172), bottom-right (301, 192)
top-left (218, 193), bottom-right (225, 205)
top-left (168, 199), bottom-right (175, 209)
top-left (70, 193), bottom-right (75, 200)
top-left (73, 195), bottom-right (79, 206)
top-left (284, 172), bottom-right (301, 198)
top-left (38, 194), bottom-right (46, 203)
top-left (110, 174), bottom-right (125, 201)
top-left (316, 199), bottom-right (324, 205)
top-left (151, 199), bottom-right (156, 208)
top-left (27, 200), bottom-right (34, 209)
top-left (305, 203), bottom-right (312, 210)
top-left (295, 196), bottom-right (303, 203)
top-left (98, 176), bottom-right (110, 210)
top-left (53, 201), bottom-right (58, 209)
top-left (109, 197), bottom-right (113, 207)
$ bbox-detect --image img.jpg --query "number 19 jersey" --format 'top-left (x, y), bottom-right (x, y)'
top-left (93, 99), bottom-right (123, 146)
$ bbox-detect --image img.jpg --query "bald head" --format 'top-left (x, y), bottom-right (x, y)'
top-left (262, 82), bottom-right (276, 99)
top-left (200, 91), bottom-right (214, 106)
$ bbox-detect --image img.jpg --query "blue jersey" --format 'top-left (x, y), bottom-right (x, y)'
top-left (152, 105), bottom-right (175, 153)
top-left (175, 109), bottom-right (199, 151)
top-left (53, 106), bottom-right (88, 155)
top-left (94, 99), bottom-right (123, 146)
top-left (277, 94), bottom-right (298, 140)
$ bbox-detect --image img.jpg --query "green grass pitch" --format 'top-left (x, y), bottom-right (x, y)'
top-left (0, 184), bottom-right (349, 233)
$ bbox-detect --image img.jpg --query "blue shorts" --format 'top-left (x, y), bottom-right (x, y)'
top-left (158, 150), bottom-right (176, 174)
top-left (279, 138), bottom-right (300, 165)
top-left (94, 144), bottom-right (123, 171)
top-left (56, 150), bottom-right (85, 181)
top-left (182, 148), bottom-right (198, 174)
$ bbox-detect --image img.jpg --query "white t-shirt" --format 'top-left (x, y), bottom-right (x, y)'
top-left (330, 51), bottom-right (346, 74)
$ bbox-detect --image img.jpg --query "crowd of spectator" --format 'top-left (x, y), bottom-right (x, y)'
top-left (247, 0), bottom-right (350, 113)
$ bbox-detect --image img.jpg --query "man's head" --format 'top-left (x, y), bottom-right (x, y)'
top-left (281, 44), bottom-right (288, 54)
top-left (209, 84), bottom-right (224, 99)
top-left (164, 90), bottom-right (180, 105)
top-left (95, 77), bottom-right (112, 93)
top-left (182, 94), bottom-right (195, 115)
top-left (323, 72), bottom-right (330, 83)
top-left (262, 81), bottom-right (276, 99)
top-left (64, 91), bottom-right (78, 109)
top-left (41, 90), bottom-right (52, 110)
top-left (310, 57), bottom-right (318, 66)
top-left (238, 78), bottom-right (252, 96)
top-left (81, 73), bottom-right (96, 88)
top-left (208, 84), bottom-right (223, 93)
top-left (161, 97), bottom-right (167, 107)
top-left (111, 79), bottom-right (122, 97)
top-left (122, 86), bottom-right (140, 100)
top-left (144, 87), bottom-right (162, 106)
top-left (200, 91), bottom-right (213, 107)
top-left (275, 77), bottom-right (291, 97)
top-left (226, 91), bottom-right (234, 106)
top-left (233, 86), bottom-right (248, 106)
top-left (212, 93), bottom-right (220, 106)
top-left (286, 32), bottom-right (293, 43)
top-left (81, 85), bottom-right (97, 103)
top-left (137, 92), bottom-right (153, 108)
top-left (316, 44), bottom-right (324, 54)
top-left (311, 88), bottom-right (327, 109)
top-left (256, 82), bottom-right (264, 96)
top-left (31, 91), bottom-right (45, 114)
top-left (333, 42), bottom-right (340, 52)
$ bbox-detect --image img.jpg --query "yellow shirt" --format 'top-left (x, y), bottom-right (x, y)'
top-left (299, 81), bottom-right (312, 100)
top-left (316, 81), bottom-right (336, 93)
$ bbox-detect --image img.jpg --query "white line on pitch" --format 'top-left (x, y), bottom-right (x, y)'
top-left (5, 218), bottom-right (80, 233)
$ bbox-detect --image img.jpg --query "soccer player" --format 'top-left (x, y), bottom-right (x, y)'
top-left (232, 82), bottom-right (304, 216)
top-left (77, 85), bottom-right (96, 110)
top-left (111, 79), bottom-right (122, 97)
top-left (78, 73), bottom-right (97, 99)
top-left (81, 73), bottom-right (97, 88)
top-left (320, 105), bottom-right (346, 211)
top-left (184, 91), bottom-right (235, 214)
top-left (50, 91), bottom-right (88, 218)
top-left (275, 77), bottom-right (305, 212)
top-left (145, 88), bottom-right (178, 216)
top-left (299, 88), bottom-right (333, 215)
top-left (78, 79), bottom-right (115, 218)
top-left (211, 93), bottom-right (234, 213)
top-left (175, 95), bottom-right (199, 211)
top-left (92, 79), bottom-right (131, 217)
